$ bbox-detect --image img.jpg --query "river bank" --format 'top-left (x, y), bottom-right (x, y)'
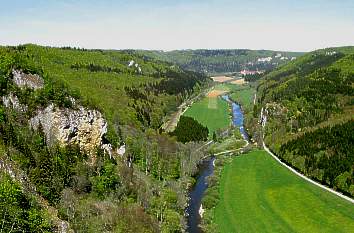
top-left (186, 94), bottom-right (250, 232)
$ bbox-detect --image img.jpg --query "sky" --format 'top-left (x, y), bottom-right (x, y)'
top-left (0, 0), bottom-right (354, 52)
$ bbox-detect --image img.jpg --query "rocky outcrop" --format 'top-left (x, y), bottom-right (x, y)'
top-left (2, 92), bottom-right (27, 112)
top-left (117, 144), bottom-right (126, 156)
top-left (6, 69), bottom-right (114, 156)
top-left (30, 104), bottom-right (111, 155)
top-left (12, 69), bottom-right (44, 90)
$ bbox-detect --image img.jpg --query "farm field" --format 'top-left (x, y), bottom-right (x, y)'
top-left (214, 150), bottom-right (354, 233)
top-left (210, 76), bottom-right (234, 83)
top-left (184, 85), bottom-right (231, 137)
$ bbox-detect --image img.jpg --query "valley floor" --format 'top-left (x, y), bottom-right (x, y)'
top-left (214, 150), bottom-right (354, 233)
top-left (183, 91), bottom-right (230, 137)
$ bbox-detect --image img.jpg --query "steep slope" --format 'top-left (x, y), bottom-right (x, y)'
top-left (136, 49), bottom-right (304, 74)
top-left (256, 46), bottom-right (354, 196)
top-left (0, 44), bottom-right (211, 232)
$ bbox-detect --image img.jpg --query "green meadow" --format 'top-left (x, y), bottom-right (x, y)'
top-left (184, 94), bottom-right (230, 137)
top-left (229, 85), bottom-right (256, 112)
top-left (214, 150), bottom-right (354, 233)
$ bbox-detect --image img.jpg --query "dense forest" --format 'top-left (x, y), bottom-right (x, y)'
top-left (0, 44), bottom-right (211, 232)
top-left (171, 116), bottom-right (209, 143)
top-left (279, 120), bottom-right (354, 195)
top-left (256, 46), bottom-right (354, 196)
top-left (138, 49), bottom-right (303, 74)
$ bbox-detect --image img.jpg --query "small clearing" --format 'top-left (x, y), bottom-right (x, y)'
top-left (211, 76), bottom-right (234, 83)
top-left (230, 78), bottom-right (246, 85)
top-left (207, 90), bottom-right (228, 98)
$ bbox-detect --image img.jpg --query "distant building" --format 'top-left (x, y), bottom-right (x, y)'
top-left (257, 57), bottom-right (273, 62)
top-left (240, 69), bottom-right (264, 76)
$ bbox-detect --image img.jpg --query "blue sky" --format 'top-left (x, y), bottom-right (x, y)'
top-left (1, 0), bottom-right (353, 51)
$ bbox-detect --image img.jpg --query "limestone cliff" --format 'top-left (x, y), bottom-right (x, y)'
top-left (12, 69), bottom-right (44, 90)
top-left (30, 104), bottom-right (111, 155)
top-left (5, 69), bottom-right (114, 156)
top-left (2, 92), bottom-right (28, 112)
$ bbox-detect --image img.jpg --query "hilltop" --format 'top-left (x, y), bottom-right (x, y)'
top-left (135, 49), bottom-right (304, 75)
top-left (0, 44), bottom-right (211, 232)
top-left (255, 46), bottom-right (354, 196)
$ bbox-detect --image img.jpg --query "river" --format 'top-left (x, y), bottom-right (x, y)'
top-left (186, 95), bottom-right (249, 233)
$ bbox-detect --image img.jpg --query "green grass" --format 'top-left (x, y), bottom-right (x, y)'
top-left (214, 150), bottom-right (354, 233)
top-left (215, 83), bottom-right (248, 92)
top-left (229, 85), bottom-right (255, 112)
top-left (184, 96), bottom-right (230, 137)
top-left (210, 137), bottom-right (245, 153)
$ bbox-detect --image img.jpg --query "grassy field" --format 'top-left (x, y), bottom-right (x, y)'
top-left (229, 85), bottom-right (256, 112)
top-left (184, 89), bottom-right (230, 137)
top-left (214, 150), bottom-right (354, 233)
top-left (210, 137), bottom-right (246, 153)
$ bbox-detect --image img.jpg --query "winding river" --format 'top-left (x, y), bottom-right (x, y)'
top-left (186, 95), bottom-right (249, 233)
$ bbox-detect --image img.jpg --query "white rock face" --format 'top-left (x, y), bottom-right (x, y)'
top-left (8, 69), bottom-right (114, 156)
top-left (117, 144), bottom-right (126, 156)
top-left (12, 69), bottom-right (44, 90)
top-left (30, 104), bottom-right (110, 154)
top-left (128, 60), bottom-right (135, 67)
top-left (199, 204), bottom-right (205, 218)
top-left (326, 51), bottom-right (337, 56)
top-left (257, 57), bottom-right (272, 62)
top-left (2, 92), bottom-right (27, 112)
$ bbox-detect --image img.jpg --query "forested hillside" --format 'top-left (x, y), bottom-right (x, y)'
top-left (136, 49), bottom-right (304, 74)
top-left (0, 44), bottom-right (211, 232)
top-left (256, 46), bottom-right (354, 196)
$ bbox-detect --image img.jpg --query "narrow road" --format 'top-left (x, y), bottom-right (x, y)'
top-left (263, 142), bottom-right (354, 204)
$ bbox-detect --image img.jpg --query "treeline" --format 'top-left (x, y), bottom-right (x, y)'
top-left (244, 73), bottom-right (263, 82)
top-left (171, 116), bottom-right (209, 143)
top-left (141, 49), bottom-right (303, 74)
top-left (70, 62), bottom-right (144, 75)
top-left (279, 120), bottom-right (354, 196)
top-left (71, 62), bottom-right (124, 73)
top-left (126, 69), bottom-right (209, 97)
top-left (124, 70), bottom-right (209, 129)
top-left (155, 70), bottom-right (209, 95)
